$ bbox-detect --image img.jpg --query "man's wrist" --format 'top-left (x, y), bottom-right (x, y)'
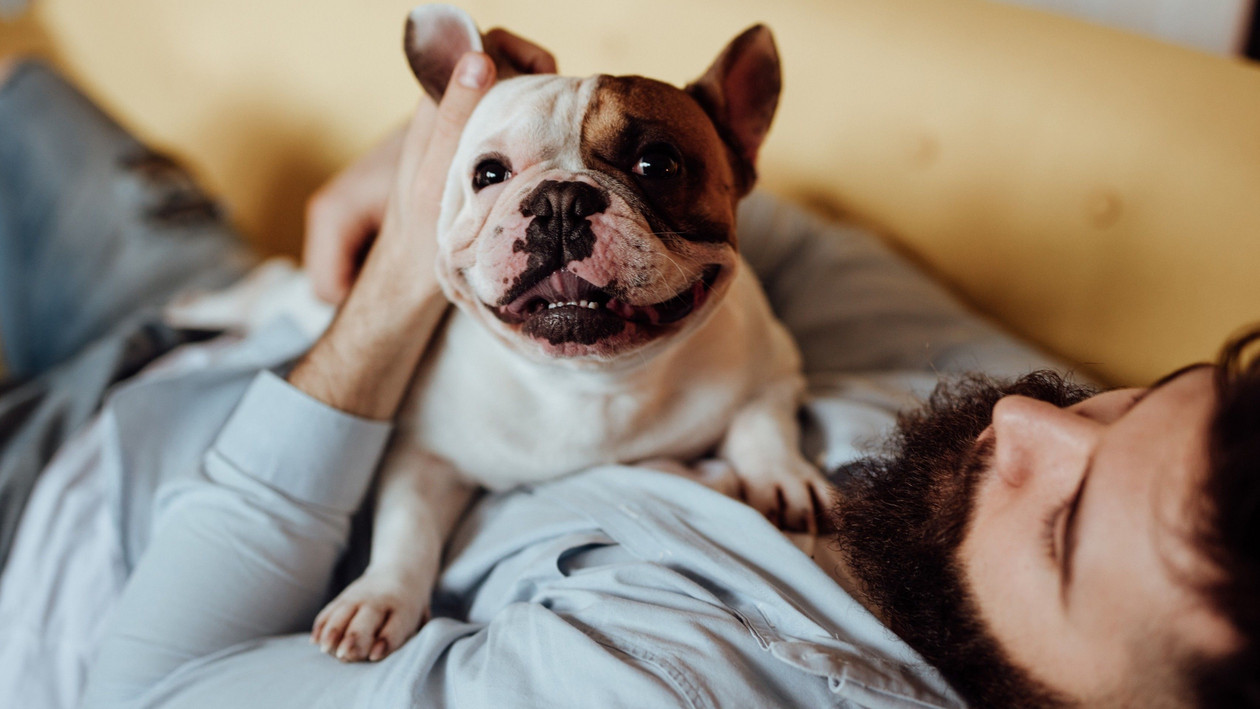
top-left (289, 277), bottom-right (447, 421)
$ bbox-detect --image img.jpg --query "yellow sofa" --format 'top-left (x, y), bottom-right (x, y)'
top-left (3, 0), bottom-right (1259, 385)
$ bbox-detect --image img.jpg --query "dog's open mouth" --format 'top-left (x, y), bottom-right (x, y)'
top-left (489, 266), bottom-right (720, 346)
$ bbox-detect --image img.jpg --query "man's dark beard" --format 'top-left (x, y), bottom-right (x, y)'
top-left (827, 370), bottom-right (1097, 708)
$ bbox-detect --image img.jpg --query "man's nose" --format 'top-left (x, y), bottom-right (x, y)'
top-left (989, 395), bottom-right (1103, 489)
top-left (521, 180), bottom-right (610, 265)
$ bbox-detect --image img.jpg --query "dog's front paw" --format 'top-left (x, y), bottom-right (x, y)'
top-left (725, 450), bottom-right (834, 535)
top-left (311, 569), bottom-right (431, 662)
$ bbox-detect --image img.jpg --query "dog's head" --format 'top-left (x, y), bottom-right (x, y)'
top-left (406, 4), bottom-right (780, 366)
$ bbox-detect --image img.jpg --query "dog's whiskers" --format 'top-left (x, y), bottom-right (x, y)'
top-left (658, 252), bottom-right (690, 284)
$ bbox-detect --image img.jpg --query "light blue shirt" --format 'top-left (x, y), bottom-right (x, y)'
top-left (80, 193), bottom-right (1063, 708)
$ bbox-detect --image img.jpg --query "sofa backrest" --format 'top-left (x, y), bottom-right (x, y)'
top-left (5, 0), bottom-right (1258, 384)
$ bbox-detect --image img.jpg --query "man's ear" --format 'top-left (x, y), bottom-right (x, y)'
top-left (404, 4), bottom-right (484, 102)
top-left (685, 25), bottom-right (781, 195)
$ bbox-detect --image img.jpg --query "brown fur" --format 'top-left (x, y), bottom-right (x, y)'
top-left (579, 75), bottom-right (740, 247)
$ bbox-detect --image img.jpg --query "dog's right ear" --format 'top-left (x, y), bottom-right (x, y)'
top-left (404, 4), bottom-right (485, 101)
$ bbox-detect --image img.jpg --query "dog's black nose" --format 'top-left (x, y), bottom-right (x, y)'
top-left (524, 180), bottom-right (608, 221)
top-left (521, 180), bottom-right (610, 265)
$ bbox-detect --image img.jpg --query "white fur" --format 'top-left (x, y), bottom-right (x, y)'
top-left (403, 257), bottom-right (800, 490)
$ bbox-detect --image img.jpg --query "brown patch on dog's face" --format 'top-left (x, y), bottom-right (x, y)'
top-left (580, 75), bottom-right (741, 249)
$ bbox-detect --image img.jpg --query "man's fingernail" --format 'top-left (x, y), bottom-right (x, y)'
top-left (457, 54), bottom-right (491, 89)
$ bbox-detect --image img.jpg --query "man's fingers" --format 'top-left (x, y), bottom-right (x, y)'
top-left (305, 185), bottom-right (383, 303)
top-left (396, 95), bottom-right (440, 184)
top-left (369, 51), bottom-right (493, 274)
top-left (424, 52), bottom-right (495, 156)
top-left (304, 194), bottom-right (358, 303)
top-left (414, 52), bottom-right (496, 195)
top-left (484, 28), bottom-right (558, 75)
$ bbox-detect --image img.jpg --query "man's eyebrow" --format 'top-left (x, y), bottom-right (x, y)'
top-left (1060, 361), bottom-right (1212, 605)
top-left (1144, 362), bottom-right (1213, 394)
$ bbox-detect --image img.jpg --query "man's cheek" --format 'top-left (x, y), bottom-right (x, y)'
top-left (959, 492), bottom-right (1062, 675)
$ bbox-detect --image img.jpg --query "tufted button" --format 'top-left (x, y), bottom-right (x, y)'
top-left (1086, 188), bottom-right (1123, 229)
top-left (910, 134), bottom-right (940, 167)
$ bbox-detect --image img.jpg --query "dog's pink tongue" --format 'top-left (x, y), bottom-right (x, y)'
top-left (605, 298), bottom-right (641, 321)
top-left (536, 270), bottom-right (595, 302)
top-left (547, 271), bottom-right (570, 296)
top-left (504, 271), bottom-right (601, 316)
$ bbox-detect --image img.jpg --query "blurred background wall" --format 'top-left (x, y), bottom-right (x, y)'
top-left (3, 0), bottom-right (1259, 385)
top-left (1000, 0), bottom-right (1255, 54)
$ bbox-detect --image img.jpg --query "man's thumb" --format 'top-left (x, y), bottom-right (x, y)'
top-left (423, 53), bottom-right (496, 174)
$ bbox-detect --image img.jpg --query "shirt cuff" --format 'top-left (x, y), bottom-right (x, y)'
top-left (211, 370), bottom-right (393, 513)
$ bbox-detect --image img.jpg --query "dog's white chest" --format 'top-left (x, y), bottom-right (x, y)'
top-left (397, 263), bottom-right (797, 490)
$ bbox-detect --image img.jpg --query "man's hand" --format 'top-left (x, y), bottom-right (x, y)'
top-left (304, 125), bottom-right (406, 305)
top-left (289, 51), bottom-right (496, 419)
top-left (303, 29), bottom-right (556, 305)
top-left (0, 56), bottom-right (18, 88)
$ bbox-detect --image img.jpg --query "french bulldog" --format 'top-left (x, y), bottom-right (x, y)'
top-left (312, 4), bottom-right (831, 663)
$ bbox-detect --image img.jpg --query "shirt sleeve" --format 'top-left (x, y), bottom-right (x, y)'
top-left (81, 371), bottom-right (392, 708)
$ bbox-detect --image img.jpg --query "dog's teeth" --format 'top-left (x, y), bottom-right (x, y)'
top-left (547, 301), bottom-right (602, 310)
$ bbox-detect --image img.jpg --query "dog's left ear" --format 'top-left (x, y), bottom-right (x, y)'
top-left (405, 4), bottom-right (485, 102)
top-left (686, 25), bottom-right (781, 194)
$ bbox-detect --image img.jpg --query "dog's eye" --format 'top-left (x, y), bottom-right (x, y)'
top-left (632, 144), bottom-right (681, 179)
top-left (473, 159), bottom-right (512, 191)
